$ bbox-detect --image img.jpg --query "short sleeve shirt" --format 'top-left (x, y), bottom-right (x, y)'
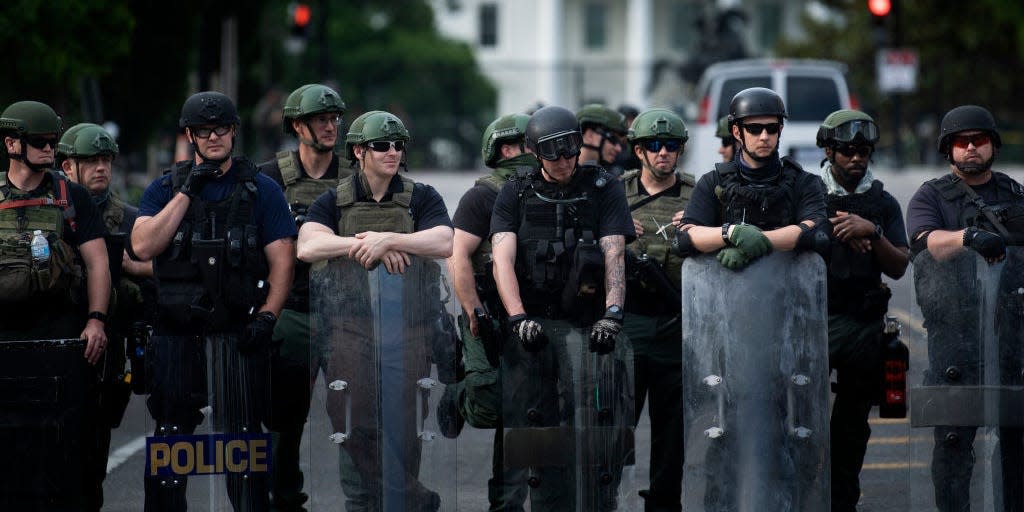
top-left (452, 182), bottom-right (499, 239)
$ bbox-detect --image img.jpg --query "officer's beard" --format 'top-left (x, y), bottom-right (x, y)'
top-left (832, 160), bottom-right (867, 189)
top-left (953, 153), bottom-right (995, 175)
top-left (642, 153), bottom-right (676, 180)
top-left (740, 140), bottom-right (776, 165)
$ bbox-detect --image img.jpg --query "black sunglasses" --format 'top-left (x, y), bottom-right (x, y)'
top-left (191, 125), bottom-right (232, 139)
top-left (835, 144), bottom-right (872, 158)
top-left (367, 140), bottom-right (406, 152)
top-left (741, 122), bottom-right (781, 136)
top-left (25, 135), bottom-right (59, 149)
top-left (641, 139), bottom-right (681, 153)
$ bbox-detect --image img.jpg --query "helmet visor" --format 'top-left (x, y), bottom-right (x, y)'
top-left (533, 131), bottom-right (583, 161)
top-left (831, 120), bottom-right (879, 144)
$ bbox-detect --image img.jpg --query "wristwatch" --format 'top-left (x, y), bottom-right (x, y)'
top-left (605, 305), bottom-right (624, 322)
top-left (88, 311), bottom-right (108, 324)
top-left (721, 223), bottom-right (732, 244)
top-left (869, 224), bottom-right (883, 241)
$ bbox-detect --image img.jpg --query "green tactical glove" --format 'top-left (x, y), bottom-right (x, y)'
top-left (729, 224), bottom-right (772, 259)
top-left (717, 247), bottom-right (751, 271)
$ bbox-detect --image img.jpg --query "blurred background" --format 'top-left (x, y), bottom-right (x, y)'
top-left (2, 0), bottom-right (1022, 192)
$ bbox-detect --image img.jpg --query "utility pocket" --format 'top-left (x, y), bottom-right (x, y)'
top-left (0, 254), bottom-right (35, 303)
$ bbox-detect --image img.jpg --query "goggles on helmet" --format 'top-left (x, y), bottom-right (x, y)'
top-left (828, 120), bottom-right (879, 144)
top-left (533, 131), bottom-right (583, 161)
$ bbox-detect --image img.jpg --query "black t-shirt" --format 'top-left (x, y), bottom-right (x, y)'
top-left (681, 165), bottom-right (827, 227)
top-left (906, 172), bottom-right (1024, 238)
top-left (306, 174), bottom-right (452, 234)
top-left (490, 167), bottom-right (636, 243)
top-left (452, 182), bottom-right (499, 239)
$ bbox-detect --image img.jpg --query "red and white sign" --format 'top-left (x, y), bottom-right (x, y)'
top-left (876, 48), bottom-right (918, 93)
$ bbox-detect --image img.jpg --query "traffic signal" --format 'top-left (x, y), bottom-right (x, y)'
top-left (868, 0), bottom-right (892, 18)
top-left (868, 0), bottom-right (892, 45)
top-left (290, 2), bottom-right (311, 39)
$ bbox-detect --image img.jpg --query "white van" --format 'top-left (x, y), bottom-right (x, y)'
top-left (683, 59), bottom-right (855, 178)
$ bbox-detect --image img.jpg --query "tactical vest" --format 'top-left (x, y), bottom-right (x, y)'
top-left (469, 164), bottom-right (534, 278)
top-left (715, 157), bottom-right (801, 229)
top-left (153, 159), bottom-right (269, 327)
top-left (512, 165), bottom-right (606, 317)
top-left (825, 180), bottom-right (888, 314)
top-left (276, 150), bottom-right (349, 224)
top-left (925, 172), bottom-right (1024, 240)
top-left (0, 170), bottom-right (82, 304)
top-left (622, 169), bottom-right (694, 290)
top-left (335, 173), bottom-right (415, 236)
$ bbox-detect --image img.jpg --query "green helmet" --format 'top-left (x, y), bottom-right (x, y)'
top-left (816, 109), bottom-right (879, 148)
top-left (345, 111), bottom-right (409, 162)
top-left (0, 100), bottom-right (62, 137)
top-left (576, 104), bottom-right (627, 134)
top-left (716, 116), bottom-right (733, 140)
top-left (57, 123), bottom-right (119, 159)
top-left (481, 113), bottom-right (529, 168)
top-left (282, 84), bottom-right (347, 135)
top-left (627, 108), bottom-right (688, 143)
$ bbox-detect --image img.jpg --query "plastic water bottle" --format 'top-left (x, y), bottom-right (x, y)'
top-left (30, 229), bottom-right (50, 264)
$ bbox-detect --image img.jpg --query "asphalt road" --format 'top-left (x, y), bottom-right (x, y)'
top-left (98, 165), bottom-right (1024, 511)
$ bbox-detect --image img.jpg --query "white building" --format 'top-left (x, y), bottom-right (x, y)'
top-left (430, 0), bottom-right (811, 115)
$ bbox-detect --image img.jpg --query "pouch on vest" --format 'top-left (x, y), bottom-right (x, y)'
top-left (560, 236), bottom-right (604, 325)
top-left (0, 234), bottom-right (79, 304)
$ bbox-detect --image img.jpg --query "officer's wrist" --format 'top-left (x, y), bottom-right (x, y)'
top-left (722, 223), bottom-right (732, 244)
top-left (603, 305), bottom-right (624, 323)
top-left (962, 227), bottom-right (976, 246)
top-left (88, 311), bottom-right (108, 324)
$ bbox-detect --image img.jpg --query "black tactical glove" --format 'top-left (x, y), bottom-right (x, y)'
top-left (508, 314), bottom-right (548, 352)
top-left (963, 226), bottom-right (1006, 259)
top-left (589, 305), bottom-right (623, 355)
top-left (239, 311), bottom-right (277, 355)
top-left (180, 163), bottom-right (221, 199)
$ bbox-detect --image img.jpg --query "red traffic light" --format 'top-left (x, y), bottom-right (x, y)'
top-left (868, 0), bottom-right (891, 17)
top-left (293, 3), bottom-right (311, 28)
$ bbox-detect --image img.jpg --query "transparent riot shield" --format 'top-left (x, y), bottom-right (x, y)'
top-left (309, 257), bottom-right (459, 511)
top-left (0, 338), bottom-right (99, 509)
top-left (908, 246), bottom-right (1024, 511)
top-left (501, 319), bottom-right (637, 511)
top-left (681, 251), bottom-right (830, 511)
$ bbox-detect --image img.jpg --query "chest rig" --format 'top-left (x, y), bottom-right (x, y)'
top-left (335, 173), bottom-right (415, 236)
top-left (715, 158), bottom-right (800, 229)
top-left (926, 172), bottom-right (1024, 241)
top-left (276, 150), bottom-right (350, 226)
top-left (825, 180), bottom-right (890, 315)
top-left (622, 169), bottom-right (693, 285)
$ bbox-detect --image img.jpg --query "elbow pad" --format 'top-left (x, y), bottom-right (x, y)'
top-left (909, 231), bottom-right (930, 259)
top-left (673, 228), bottom-right (696, 257)
top-left (796, 221), bottom-right (831, 255)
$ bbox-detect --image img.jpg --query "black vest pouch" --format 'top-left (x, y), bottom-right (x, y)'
top-left (560, 235), bottom-right (604, 325)
top-left (190, 239), bottom-right (227, 325)
top-left (156, 280), bottom-right (213, 331)
top-left (853, 282), bottom-right (892, 322)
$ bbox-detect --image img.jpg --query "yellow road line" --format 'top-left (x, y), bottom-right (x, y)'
top-left (862, 462), bottom-right (929, 470)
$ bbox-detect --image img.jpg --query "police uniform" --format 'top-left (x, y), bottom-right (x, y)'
top-left (258, 150), bottom-right (349, 509)
top-left (621, 168), bottom-right (694, 511)
top-left (822, 169), bottom-right (907, 512)
top-left (907, 171), bottom-right (1024, 511)
top-left (138, 157), bottom-right (296, 511)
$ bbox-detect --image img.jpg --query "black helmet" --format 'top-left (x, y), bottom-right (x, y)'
top-left (179, 91), bottom-right (240, 129)
top-left (526, 106), bottom-right (583, 161)
top-left (937, 105), bottom-right (1001, 154)
top-left (728, 87), bottom-right (787, 125)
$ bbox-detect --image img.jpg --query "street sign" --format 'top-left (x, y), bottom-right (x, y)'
top-left (877, 48), bottom-right (918, 93)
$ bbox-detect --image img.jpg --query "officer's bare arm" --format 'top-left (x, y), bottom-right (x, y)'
top-left (296, 221), bottom-right (361, 263)
top-left (599, 235), bottom-right (626, 308)
top-left (448, 228), bottom-right (485, 316)
top-left (260, 238), bottom-right (295, 317)
top-left (761, 222), bottom-right (809, 251)
top-left (131, 194), bottom-right (192, 260)
top-left (355, 225), bottom-right (454, 260)
top-left (683, 225), bottom-right (730, 253)
top-left (492, 231), bottom-right (525, 317)
top-left (79, 237), bottom-right (110, 362)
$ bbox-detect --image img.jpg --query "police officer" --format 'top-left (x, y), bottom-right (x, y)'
top-left (256, 83), bottom-right (349, 512)
top-left (674, 87), bottom-right (828, 267)
top-left (716, 115), bottom-right (736, 163)
top-left (447, 112), bottom-right (539, 509)
top-left (577, 103), bottom-right (627, 174)
top-left (132, 91), bottom-right (296, 511)
top-left (620, 108), bottom-right (694, 512)
top-left (296, 110), bottom-right (453, 508)
top-left (490, 105), bottom-right (635, 511)
top-left (816, 110), bottom-right (909, 512)
top-left (58, 122), bottom-right (154, 511)
top-left (614, 104), bottom-right (642, 172)
top-left (906, 105), bottom-right (1024, 511)
top-left (0, 101), bottom-right (111, 510)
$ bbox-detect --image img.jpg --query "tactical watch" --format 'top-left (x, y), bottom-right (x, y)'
top-left (88, 311), bottom-right (108, 324)
top-left (869, 224), bottom-right (883, 241)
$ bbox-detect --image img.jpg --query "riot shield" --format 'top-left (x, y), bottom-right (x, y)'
top-left (309, 257), bottom-right (459, 511)
top-left (500, 318), bottom-right (637, 511)
top-left (681, 251), bottom-right (830, 512)
top-left (908, 246), bottom-right (1024, 511)
top-left (0, 338), bottom-right (99, 509)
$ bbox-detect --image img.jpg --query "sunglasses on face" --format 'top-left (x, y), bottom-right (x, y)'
top-left (741, 122), bottom-right (781, 136)
top-left (191, 125), bottom-right (232, 139)
top-left (951, 133), bottom-right (991, 149)
top-left (367, 140), bottom-right (406, 152)
top-left (641, 139), bottom-right (682, 153)
top-left (533, 131), bottom-right (583, 161)
top-left (24, 135), bottom-right (59, 149)
top-left (834, 144), bottom-right (873, 158)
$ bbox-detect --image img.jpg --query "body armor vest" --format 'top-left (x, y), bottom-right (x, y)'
top-left (715, 158), bottom-right (800, 229)
top-left (825, 180), bottom-right (888, 314)
top-left (470, 164), bottom-right (534, 278)
top-left (335, 173), bottom-right (415, 236)
top-left (0, 170), bottom-right (82, 304)
top-left (622, 169), bottom-right (694, 290)
top-left (925, 172), bottom-right (1024, 241)
top-left (154, 159), bottom-right (268, 326)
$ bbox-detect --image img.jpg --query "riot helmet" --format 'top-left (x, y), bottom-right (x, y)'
top-left (345, 111), bottom-right (410, 168)
top-left (0, 100), bottom-right (63, 172)
top-left (526, 106), bottom-right (583, 161)
top-left (727, 87), bottom-right (787, 126)
top-left (627, 108), bottom-right (688, 144)
top-left (937, 105), bottom-right (1001, 154)
top-left (716, 116), bottom-right (734, 141)
top-left (179, 91), bottom-right (239, 165)
top-left (283, 84), bottom-right (346, 153)
top-left (481, 113), bottom-right (529, 168)
top-left (57, 123), bottom-right (119, 159)
top-left (577, 104), bottom-right (627, 135)
top-left (816, 110), bottom-right (879, 148)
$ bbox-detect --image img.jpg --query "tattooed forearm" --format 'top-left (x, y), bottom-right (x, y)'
top-left (599, 235), bottom-right (626, 307)
top-left (492, 231), bottom-right (511, 247)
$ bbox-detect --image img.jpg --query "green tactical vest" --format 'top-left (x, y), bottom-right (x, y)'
top-left (0, 171), bottom-right (82, 304)
top-left (335, 172), bottom-right (415, 236)
top-left (103, 194), bottom-right (126, 234)
top-left (622, 169), bottom-right (695, 288)
top-left (276, 150), bottom-right (350, 214)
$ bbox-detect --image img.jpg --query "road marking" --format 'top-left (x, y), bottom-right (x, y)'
top-left (870, 417), bottom-right (909, 425)
top-left (107, 435), bottom-right (148, 474)
top-left (862, 462), bottom-right (929, 470)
